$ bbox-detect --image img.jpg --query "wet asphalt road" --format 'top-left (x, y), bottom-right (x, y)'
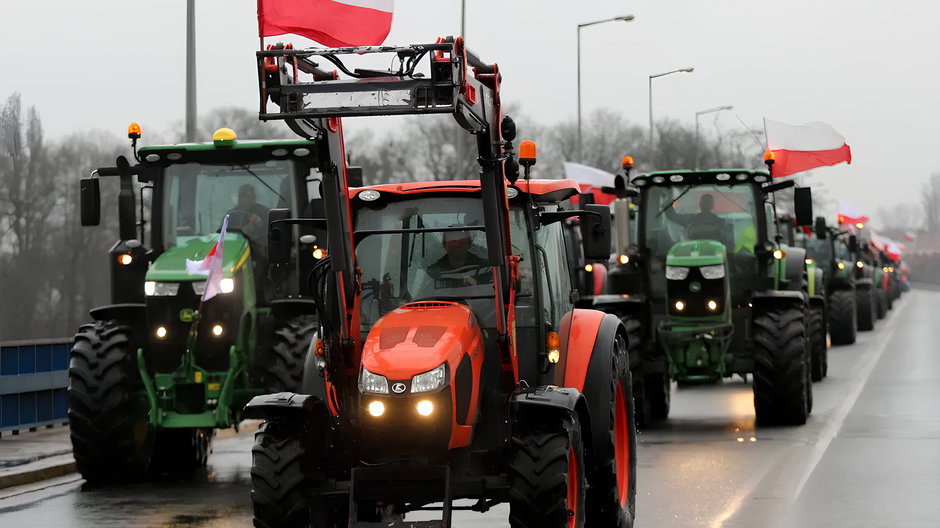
top-left (1, 289), bottom-right (937, 527)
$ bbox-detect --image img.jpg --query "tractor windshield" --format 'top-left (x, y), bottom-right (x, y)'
top-left (355, 196), bottom-right (535, 334)
top-left (642, 183), bottom-right (760, 286)
top-left (163, 160), bottom-right (297, 248)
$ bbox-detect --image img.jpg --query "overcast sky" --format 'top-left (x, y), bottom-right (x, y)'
top-left (3, 1), bottom-right (938, 221)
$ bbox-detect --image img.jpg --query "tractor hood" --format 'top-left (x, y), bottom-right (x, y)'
top-left (146, 234), bottom-right (250, 282)
top-left (361, 301), bottom-right (482, 381)
top-left (666, 240), bottom-right (727, 267)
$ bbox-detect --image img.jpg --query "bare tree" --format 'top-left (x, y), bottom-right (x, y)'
top-left (920, 172), bottom-right (940, 233)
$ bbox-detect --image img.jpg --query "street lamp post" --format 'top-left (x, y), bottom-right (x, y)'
top-left (185, 0), bottom-right (197, 142)
top-left (577, 15), bottom-right (635, 161)
top-left (694, 105), bottom-right (733, 169)
top-left (648, 67), bottom-right (694, 152)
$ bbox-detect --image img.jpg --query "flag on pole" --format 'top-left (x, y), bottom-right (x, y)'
top-left (186, 215), bottom-right (229, 301)
top-left (257, 0), bottom-right (395, 48)
top-left (764, 119), bottom-right (852, 178)
top-left (564, 162), bottom-right (618, 205)
top-left (837, 203), bottom-right (869, 226)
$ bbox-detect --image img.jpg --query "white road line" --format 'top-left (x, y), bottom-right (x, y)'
top-left (789, 293), bottom-right (911, 501)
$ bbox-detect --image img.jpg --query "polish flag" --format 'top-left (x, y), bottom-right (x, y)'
top-left (837, 203), bottom-right (869, 226)
top-left (564, 162), bottom-right (618, 205)
top-left (186, 215), bottom-right (229, 301)
top-left (258, 0), bottom-right (394, 48)
top-left (765, 119), bottom-right (852, 178)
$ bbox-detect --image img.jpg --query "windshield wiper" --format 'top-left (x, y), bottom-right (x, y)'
top-left (657, 184), bottom-right (694, 218)
top-left (238, 164), bottom-right (287, 202)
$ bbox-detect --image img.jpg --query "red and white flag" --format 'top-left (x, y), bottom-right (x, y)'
top-left (564, 162), bottom-right (618, 205)
top-left (258, 0), bottom-right (394, 48)
top-left (186, 215), bottom-right (229, 301)
top-left (765, 119), bottom-right (852, 178)
top-left (837, 203), bottom-right (869, 226)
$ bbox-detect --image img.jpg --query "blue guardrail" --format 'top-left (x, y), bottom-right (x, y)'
top-left (0, 338), bottom-right (72, 436)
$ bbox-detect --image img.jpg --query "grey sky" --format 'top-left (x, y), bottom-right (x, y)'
top-left (3, 1), bottom-right (938, 221)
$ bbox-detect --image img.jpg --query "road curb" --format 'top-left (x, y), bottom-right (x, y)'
top-left (0, 458), bottom-right (76, 490)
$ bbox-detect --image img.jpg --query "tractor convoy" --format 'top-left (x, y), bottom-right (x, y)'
top-left (67, 36), bottom-right (903, 528)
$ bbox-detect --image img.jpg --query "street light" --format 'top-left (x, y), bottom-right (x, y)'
top-left (648, 67), bottom-right (694, 151)
top-left (577, 15), bottom-right (635, 161)
top-left (694, 105), bottom-right (733, 169)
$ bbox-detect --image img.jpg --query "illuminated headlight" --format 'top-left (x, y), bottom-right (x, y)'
top-left (618, 254), bottom-right (630, 265)
top-left (666, 266), bottom-right (690, 280)
top-left (220, 278), bottom-right (235, 294)
top-left (706, 299), bottom-right (719, 312)
top-left (416, 400), bottom-right (434, 416)
top-left (856, 261), bottom-right (865, 269)
top-left (145, 281), bottom-right (180, 296)
top-left (359, 368), bottom-right (389, 394)
top-left (367, 401), bottom-right (385, 417)
top-left (674, 300), bottom-right (686, 312)
top-left (699, 264), bottom-right (725, 280)
top-left (837, 262), bottom-right (846, 270)
top-left (411, 364), bottom-right (447, 393)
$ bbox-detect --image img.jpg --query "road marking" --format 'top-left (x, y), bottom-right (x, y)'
top-left (788, 294), bottom-right (911, 501)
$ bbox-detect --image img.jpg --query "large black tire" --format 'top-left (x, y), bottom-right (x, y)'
top-left (875, 288), bottom-right (887, 320)
top-left (251, 419), bottom-right (336, 528)
top-left (646, 372), bottom-right (671, 422)
top-left (583, 333), bottom-right (637, 528)
top-left (150, 428), bottom-right (213, 476)
top-left (828, 289), bottom-right (857, 345)
top-left (807, 306), bottom-right (827, 382)
top-left (752, 305), bottom-right (810, 426)
top-left (265, 318), bottom-right (317, 393)
top-left (618, 316), bottom-right (648, 427)
top-left (509, 412), bottom-right (587, 528)
top-left (68, 320), bottom-right (153, 484)
top-left (856, 286), bottom-right (875, 331)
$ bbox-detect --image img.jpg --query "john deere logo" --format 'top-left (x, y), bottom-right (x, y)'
top-left (179, 308), bottom-right (196, 322)
top-left (689, 281), bottom-right (702, 293)
top-left (391, 383), bottom-right (407, 394)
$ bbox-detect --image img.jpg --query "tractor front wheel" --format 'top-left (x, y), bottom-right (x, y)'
top-left (828, 289), bottom-right (857, 345)
top-left (808, 306), bottom-right (827, 382)
top-left (856, 285), bottom-right (875, 331)
top-left (265, 318), bottom-right (317, 393)
top-left (752, 305), bottom-right (810, 426)
top-left (68, 320), bottom-right (153, 484)
top-left (509, 413), bottom-right (587, 528)
top-left (875, 289), bottom-right (887, 320)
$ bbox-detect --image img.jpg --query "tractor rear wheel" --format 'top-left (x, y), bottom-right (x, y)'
top-left (265, 317), bottom-right (317, 393)
top-left (856, 286), bottom-right (875, 331)
top-left (251, 419), bottom-right (335, 528)
top-left (583, 333), bottom-right (637, 528)
top-left (828, 289), bottom-right (857, 345)
top-left (752, 305), bottom-right (810, 426)
top-left (808, 306), bottom-right (827, 382)
top-left (618, 316), bottom-right (647, 427)
top-left (150, 428), bottom-right (213, 475)
top-left (68, 320), bottom-right (153, 484)
top-left (509, 413), bottom-right (587, 528)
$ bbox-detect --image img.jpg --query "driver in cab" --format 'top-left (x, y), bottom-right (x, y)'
top-left (228, 184), bottom-right (269, 247)
top-left (427, 230), bottom-right (491, 287)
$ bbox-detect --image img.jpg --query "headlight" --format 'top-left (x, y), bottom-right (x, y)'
top-left (411, 364), bottom-right (447, 393)
top-left (837, 262), bottom-right (846, 270)
top-left (145, 281), bottom-right (180, 296)
top-left (359, 368), bottom-right (389, 394)
top-left (699, 264), bottom-right (725, 280)
top-left (220, 278), bottom-right (235, 294)
top-left (666, 266), bottom-right (689, 280)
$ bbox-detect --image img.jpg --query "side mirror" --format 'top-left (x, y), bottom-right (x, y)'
top-left (80, 177), bottom-right (101, 226)
top-left (794, 187), bottom-right (813, 227)
top-left (579, 193), bottom-right (595, 207)
top-left (814, 216), bottom-right (828, 240)
top-left (848, 234), bottom-right (858, 252)
top-left (267, 208), bottom-right (292, 268)
top-left (580, 204), bottom-right (611, 261)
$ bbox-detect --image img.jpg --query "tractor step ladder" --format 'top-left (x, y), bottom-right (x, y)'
top-left (349, 464), bottom-right (452, 527)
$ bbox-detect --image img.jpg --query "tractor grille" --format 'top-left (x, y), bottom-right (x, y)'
top-left (667, 267), bottom-right (726, 317)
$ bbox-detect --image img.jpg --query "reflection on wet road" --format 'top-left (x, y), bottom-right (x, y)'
top-left (2, 290), bottom-right (937, 527)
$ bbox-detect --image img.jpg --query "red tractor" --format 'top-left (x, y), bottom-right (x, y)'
top-left (244, 39), bottom-right (638, 527)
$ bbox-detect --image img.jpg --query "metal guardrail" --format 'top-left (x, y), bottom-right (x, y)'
top-left (0, 338), bottom-right (72, 436)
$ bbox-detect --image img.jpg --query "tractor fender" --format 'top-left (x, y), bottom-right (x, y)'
top-left (89, 303), bottom-right (146, 324)
top-left (270, 298), bottom-right (318, 320)
top-left (300, 332), bottom-right (328, 402)
top-left (751, 290), bottom-right (806, 312)
top-left (562, 311), bottom-right (622, 392)
top-left (783, 247), bottom-right (808, 291)
top-left (591, 293), bottom-right (648, 317)
top-left (243, 391), bottom-right (327, 420)
top-left (510, 386), bottom-right (593, 467)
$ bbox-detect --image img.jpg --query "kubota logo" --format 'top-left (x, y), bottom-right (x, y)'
top-left (391, 383), bottom-right (407, 394)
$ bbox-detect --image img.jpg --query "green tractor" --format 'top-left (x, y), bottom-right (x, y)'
top-left (598, 160), bottom-right (822, 426)
top-left (69, 126), bottom-right (337, 482)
